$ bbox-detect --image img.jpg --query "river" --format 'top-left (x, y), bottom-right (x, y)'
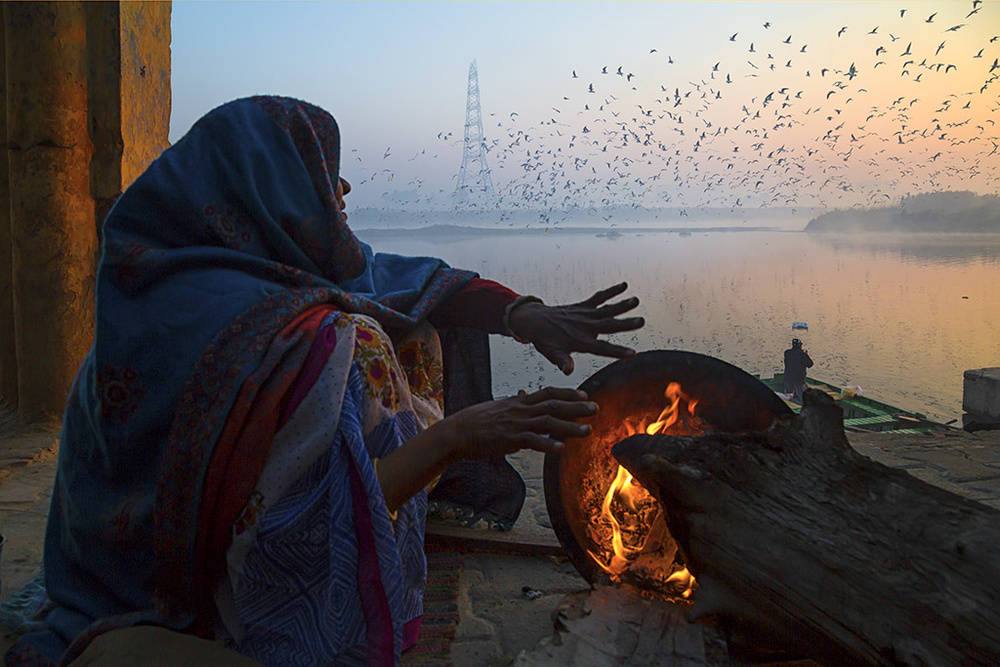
top-left (357, 221), bottom-right (1000, 424)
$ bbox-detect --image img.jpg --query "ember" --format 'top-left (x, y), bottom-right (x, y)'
top-left (585, 382), bottom-right (706, 598)
top-left (544, 351), bottom-right (792, 604)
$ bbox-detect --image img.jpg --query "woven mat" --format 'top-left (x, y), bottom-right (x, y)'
top-left (401, 549), bottom-right (464, 665)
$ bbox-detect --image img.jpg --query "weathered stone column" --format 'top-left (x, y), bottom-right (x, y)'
top-left (2, 2), bottom-right (171, 421)
top-left (5, 2), bottom-right (97, 420)
top-left (0, 18), bottom-right (15, 409)
top-left (86, 1), bottom-right (171, 230)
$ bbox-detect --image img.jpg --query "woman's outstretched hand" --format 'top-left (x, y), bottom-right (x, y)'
top-left (506, 282), bottom-right (644, 375)
top-left (441, 386), bottom-right (597, 459)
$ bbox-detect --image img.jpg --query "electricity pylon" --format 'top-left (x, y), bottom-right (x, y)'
top-left (455, 60), bottom-right (496, 207)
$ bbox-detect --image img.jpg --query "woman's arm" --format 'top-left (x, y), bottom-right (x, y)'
top-left (375, 386), bottom-right (597, 513)
top-left (426, 277), bottom-right (518, 333)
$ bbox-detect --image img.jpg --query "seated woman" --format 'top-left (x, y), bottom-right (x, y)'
top-left (7, 96), bottom-right (643, 666)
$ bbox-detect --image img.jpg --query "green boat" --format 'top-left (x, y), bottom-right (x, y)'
top-left (756, 373), bottom-right (958, 435)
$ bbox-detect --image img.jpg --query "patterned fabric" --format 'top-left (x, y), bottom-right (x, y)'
top-left (215, 313), bottom-right (443, 665)
top-left (8, 96), bottom-right (475, 666)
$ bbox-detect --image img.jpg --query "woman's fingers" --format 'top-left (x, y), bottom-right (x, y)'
top-left (518, 433), bottom-right (566, 455)
top-left (594, 296), bottom-right (641, 318)
top-left (579, 282), bottom-right (629, 308)
top-left (538, 349), bottom-right (574, 375)
top-left (592, 316), bottom-right (645, 335)
top-left (525, 398), bottom-right (598, 420)
top-left (518, 386), bottom-right (588, 405)
top-left (533, 414), bottom-right (593, 439)
top-left (575, 338), bottom-right (638, 359)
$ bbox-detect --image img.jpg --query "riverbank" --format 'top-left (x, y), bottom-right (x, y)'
top-left (2, 421), bottom-right (999, 663)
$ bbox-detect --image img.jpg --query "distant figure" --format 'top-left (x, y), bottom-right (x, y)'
top-left (783, 338), bottom-right (814, 404)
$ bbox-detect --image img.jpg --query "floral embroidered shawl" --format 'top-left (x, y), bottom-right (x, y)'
top-left (11, 97), bottom-right (474, 665)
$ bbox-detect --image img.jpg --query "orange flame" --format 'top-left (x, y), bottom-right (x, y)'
top-left (646, 382), bottom-right (700, 435)
top-left (589, 381), bottom-right (701, 598)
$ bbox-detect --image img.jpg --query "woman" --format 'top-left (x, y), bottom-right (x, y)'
top-left (8, 96), bottom-right (642, 666)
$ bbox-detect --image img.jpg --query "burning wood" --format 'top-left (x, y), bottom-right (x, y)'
top-left (585, 382), bottom-right (704, 599)
top-left (544, 351), bottom-right (791, 609)
top-left (612, 388), bottom-right (1000, 665)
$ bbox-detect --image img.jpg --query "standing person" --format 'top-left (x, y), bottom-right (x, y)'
top-left (783, 338), bottom-right (814, 404)
top-left (7, 96), bottom-right (644, 666)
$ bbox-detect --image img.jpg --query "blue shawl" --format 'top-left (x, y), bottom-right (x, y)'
top-left (11, 96), bottom-right (474, 665)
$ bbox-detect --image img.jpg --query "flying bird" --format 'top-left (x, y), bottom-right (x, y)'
top-left (729, 32), bottom-right (738, 41)
top-left (837, 26), bottom-right (847, 37)
top-left (925, 12), bottom-right (936, 23)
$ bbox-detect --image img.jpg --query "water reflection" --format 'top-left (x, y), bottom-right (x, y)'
top-left (811, 232), bottom-right (1000, 265)
top-left (359, 226), bottom-right (1000, 423)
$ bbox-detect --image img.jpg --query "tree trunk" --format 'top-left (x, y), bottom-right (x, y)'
top-left (612, 388), bottom-right (1000, 666)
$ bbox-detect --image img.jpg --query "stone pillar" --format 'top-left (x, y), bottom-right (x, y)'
top-left (86, 1), bottom-right (171, 230)
top-left (0, 18), bottom-right (15, 408)
top-left (2, 1), bottom-right (170, 421)
top-left (5, 2), bottom-right (97, 421)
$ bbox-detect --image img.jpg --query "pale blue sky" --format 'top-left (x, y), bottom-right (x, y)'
top-left (170, 1), bottom-right (999, 210)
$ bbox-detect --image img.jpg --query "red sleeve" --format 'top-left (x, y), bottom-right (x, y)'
top-left (427, 277), bottom-right (519, 334)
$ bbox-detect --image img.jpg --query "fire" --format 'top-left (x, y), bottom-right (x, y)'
top-left (587, 382), bottom-right (703, 600)
top-left (646, 382), bottom-right (700, 435)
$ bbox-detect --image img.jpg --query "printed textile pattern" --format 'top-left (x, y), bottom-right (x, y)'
top-left (219, 313), bottom-right (444, 665)
top-left (11, 96), bottom-right (474, 666)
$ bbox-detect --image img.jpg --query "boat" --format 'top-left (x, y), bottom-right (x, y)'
top-left (756, 373), bottom-right (958, 434)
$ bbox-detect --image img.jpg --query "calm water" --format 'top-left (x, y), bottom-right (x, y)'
top-left (358, 225), bottom-right (1000, 424)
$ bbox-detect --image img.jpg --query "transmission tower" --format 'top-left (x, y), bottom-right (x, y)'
top-left (455, 60), bottom-right (496, 206)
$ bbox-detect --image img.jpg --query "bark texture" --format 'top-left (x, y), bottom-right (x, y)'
top-left (612, 388), bottom-right (1000, 666)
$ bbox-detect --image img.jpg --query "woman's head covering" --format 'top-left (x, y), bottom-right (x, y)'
top-left (104, 95), bottom-right (469, 312)
top-left (15, 97), bottom-right (474, 663)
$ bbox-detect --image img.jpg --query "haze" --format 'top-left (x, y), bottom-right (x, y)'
top-left (170, 1), bottom-right (998, 213)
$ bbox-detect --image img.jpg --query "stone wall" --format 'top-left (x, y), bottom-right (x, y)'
top-left (0, 2), bottom-right (171, 420)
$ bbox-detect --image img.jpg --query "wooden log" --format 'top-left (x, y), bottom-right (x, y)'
top-left (611, 388), bottom-right (1000, 666)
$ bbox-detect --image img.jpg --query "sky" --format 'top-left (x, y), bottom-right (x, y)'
top-left (170, 1), bottom-right (999, 212)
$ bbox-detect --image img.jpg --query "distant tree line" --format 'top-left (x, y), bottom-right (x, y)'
top-left (805, 192), bottom-right (1000, 233)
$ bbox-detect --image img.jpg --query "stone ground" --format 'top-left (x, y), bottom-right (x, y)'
top-left (1, 424), bottom-right (999, 664)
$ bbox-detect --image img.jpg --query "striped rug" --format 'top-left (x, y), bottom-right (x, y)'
top-left (401, 550), bottom-right (464, 665)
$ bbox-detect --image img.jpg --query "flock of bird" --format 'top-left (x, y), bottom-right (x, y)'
top-left (356, 2), bottom-right (999, 221)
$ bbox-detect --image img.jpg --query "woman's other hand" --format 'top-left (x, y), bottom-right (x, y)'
top-left (439, 386), bottom-right (597, 459)
top-left (507, 282), bottom-right (644, 375)
top-left (376, 387), bottom-right (595, 512)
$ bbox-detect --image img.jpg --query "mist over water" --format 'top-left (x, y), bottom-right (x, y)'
top-left (359, 219), bottom-right (1000, 424)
